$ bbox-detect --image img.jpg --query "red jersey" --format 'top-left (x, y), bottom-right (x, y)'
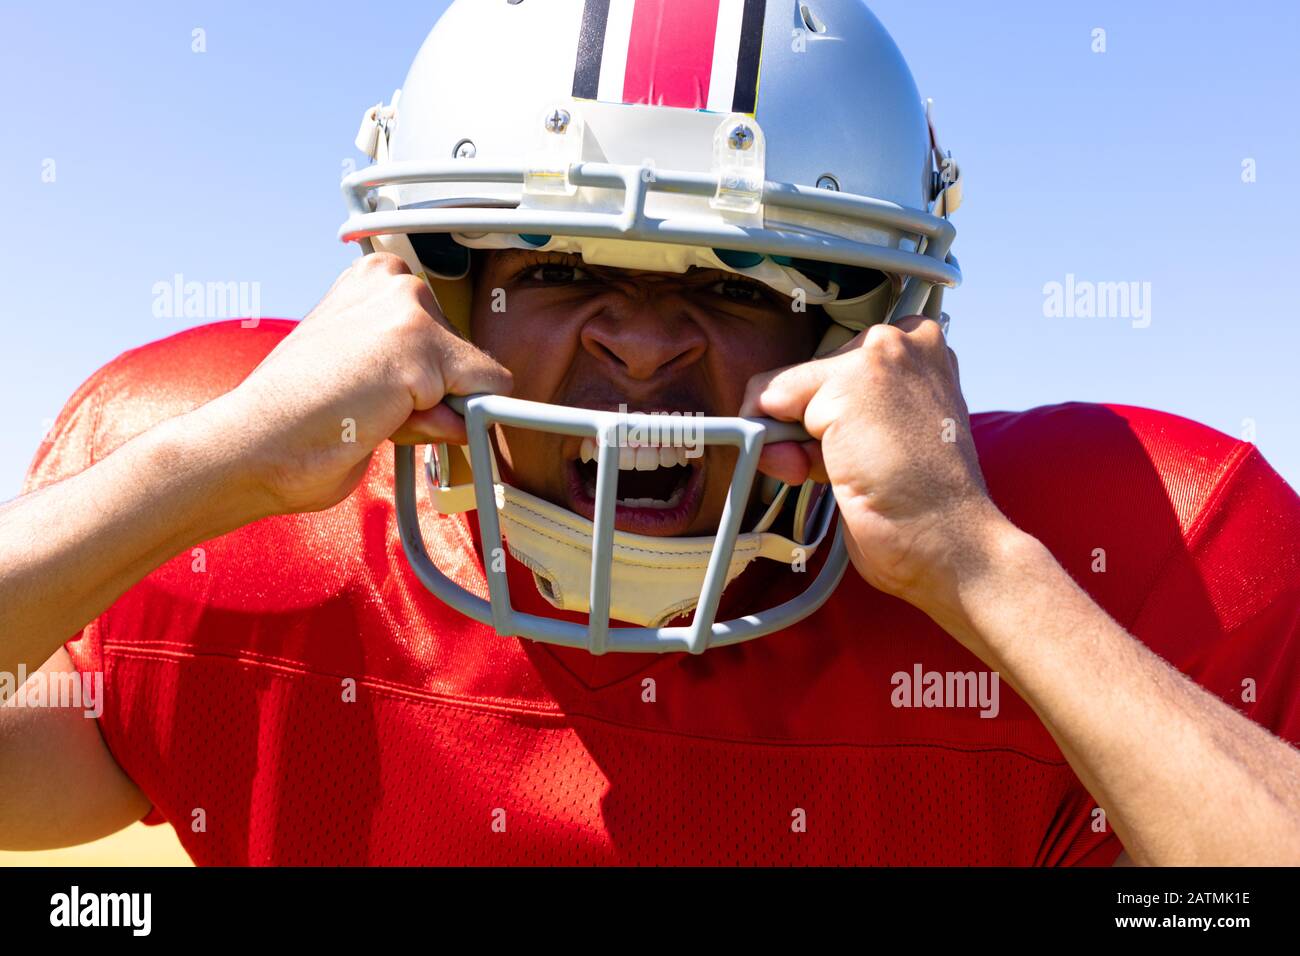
top-left (26, 320), bottom-right (1300, 865)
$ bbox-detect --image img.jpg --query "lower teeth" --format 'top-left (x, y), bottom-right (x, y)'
top-left (617, 487), bottom-right (686, 510)
top-left (581, 482), bottom-right (687, 510)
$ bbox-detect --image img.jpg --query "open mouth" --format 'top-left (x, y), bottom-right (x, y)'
top-left (565, 438), bottom-right (706, 535)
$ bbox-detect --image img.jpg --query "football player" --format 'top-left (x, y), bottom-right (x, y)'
top-left (2, 0), bottom-right (1297, 865)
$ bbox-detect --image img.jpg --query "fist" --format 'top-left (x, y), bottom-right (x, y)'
top-left (211, 253), bottom-right (512, 516)
top-left (741, 316), bottom-right (1002, 609)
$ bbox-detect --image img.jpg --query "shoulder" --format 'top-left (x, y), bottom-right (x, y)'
top-left (971, 401), bottom-right (1251, 533)
top-left (971, 401), bottom-right (1299, 650)
top-left (970, 401), bottom-right (1258, 545)
top-left (25, 320), bottom-right (296, 491)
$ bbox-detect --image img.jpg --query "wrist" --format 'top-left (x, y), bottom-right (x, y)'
top-left (909, 505), bottom-right (1045, 661)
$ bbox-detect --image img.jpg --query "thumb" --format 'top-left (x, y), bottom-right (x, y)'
top-left (738, 356), bottom-right (836, 435)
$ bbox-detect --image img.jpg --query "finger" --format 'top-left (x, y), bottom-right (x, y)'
top-left (399, 311), bottom-right (514, 412)
top-left (800, 439), bottom-right (828, 485)
top-left (356, 250), bottom-right (412, 277)
top-left (813, 315), bottom-right (934, 361)
top-left (889, 314), bottom-right (959, 384)
top-left (891, 314), bottom-right (929, 333)
top-left (390, 403), bottom-right (469, 446)
top-left (756, 440), bottom-right (828, 486)
top-left (738, 358), bottom-right (835, 426)
top-left (895, 313), bottom-right (963, 389)
top-left (435, 332), bottom-right (515, 401)
top-left (757, 441), bottom-right (811, 486)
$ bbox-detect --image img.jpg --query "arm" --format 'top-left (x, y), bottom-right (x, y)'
top-left (0, 399), bottom-right (263, 685)
top-left (743, 316), bottom-right (1300, 866)
top-left (0, 253), bottom-right (510, 849)
top-left (0, 648), bottom-right (152, 848)
top-left (945, 518), bottom-right (1300, 865)
top-left (0, 396), bottom-right (259, 848)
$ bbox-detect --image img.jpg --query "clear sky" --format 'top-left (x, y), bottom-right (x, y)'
top-left (2, 0), bottom-right (1297, 495)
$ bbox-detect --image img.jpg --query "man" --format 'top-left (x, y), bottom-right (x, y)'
top-left (2, 0), bottom-right (1298, 865)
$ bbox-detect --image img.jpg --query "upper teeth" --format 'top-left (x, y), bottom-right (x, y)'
top-left (578, 438), bottom-right (690, 470)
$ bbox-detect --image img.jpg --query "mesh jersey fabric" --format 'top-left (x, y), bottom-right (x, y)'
top-left (24, 320), bottom-right (1300, 866)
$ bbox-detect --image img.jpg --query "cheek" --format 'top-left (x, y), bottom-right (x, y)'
top-left (496, 424), bottom-right (551, 490)
top-left (471, 301), bottom-right (581, 402)
top-left (708, 315), bottom-right (820, 405)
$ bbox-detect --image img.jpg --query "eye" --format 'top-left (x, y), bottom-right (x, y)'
top-left (527, 262), bottom-right (590, 284)
top-left (709, 277), bottom-right (767, 303)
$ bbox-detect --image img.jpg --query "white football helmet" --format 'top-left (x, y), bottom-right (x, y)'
top-left (340, 0), bottom-right (962, 654)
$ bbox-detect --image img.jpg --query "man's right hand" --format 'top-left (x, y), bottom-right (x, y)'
top-left (203, 252), bottom-right (512, 517)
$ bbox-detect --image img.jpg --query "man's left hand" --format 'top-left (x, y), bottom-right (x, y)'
top-left (742, 315), bottom-right (1008, 617)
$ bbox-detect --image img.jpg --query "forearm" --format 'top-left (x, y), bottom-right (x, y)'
top-left (934, 520), bottom-right (1300, 865)
top-left (0, 397), bottom-right (266, 687)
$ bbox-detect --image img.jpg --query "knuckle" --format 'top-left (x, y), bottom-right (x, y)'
top-left (392, 271), bottom-right (430, 300)
top-left (742, 373), bottom-right (769, 403)
top-left (492, 362), bottom-right (515, 391)
top-left (396, 273), bottom-right (439, 316)
top-left (862, 323), bottom-right (906, 363)
top-left (400, 362), bottom-right (443, 406)
top-left (745, 369), bottom-right (784, 409)
top-left (863, 322), bottom-right (898, 347)
top-left (382, 278), bottom-right (436, 331)
top-left (356, 251), bottom-right (411, 278)
top-left (913, 317), bottom-right (945, 344)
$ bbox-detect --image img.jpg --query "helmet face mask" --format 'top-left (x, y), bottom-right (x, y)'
top-left (343, 0), bottom-right (962, 653)
top-left (463, 247), bottom-right (827, 534)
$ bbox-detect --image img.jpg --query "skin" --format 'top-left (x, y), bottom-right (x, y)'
top-left (1, 249), bottom-right (1298, 862)
top-left (468, 249), bottom-right (822, 534)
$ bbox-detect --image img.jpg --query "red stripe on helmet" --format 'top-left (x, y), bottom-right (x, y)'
top-left (622, 0), bottom-right (722, 109)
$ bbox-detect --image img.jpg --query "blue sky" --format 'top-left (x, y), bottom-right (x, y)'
top-left (2, 0), bottom-right (1297, 494)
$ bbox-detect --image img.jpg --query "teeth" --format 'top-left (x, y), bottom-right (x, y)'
top-left (616, 444), bottom-right (690, 471)
top-left (574, 440), bottom-right (693, 472)
top-left (617, 485), bottom-right (687, 510)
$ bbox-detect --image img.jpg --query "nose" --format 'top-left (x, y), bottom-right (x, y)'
top-left (580, 282), bottom-right (708, 381)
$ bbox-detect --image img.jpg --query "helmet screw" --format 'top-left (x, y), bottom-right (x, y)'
top-left (544, 108), bottom-right (571, 134)
top-left (816, 174), bottom-right (840, 191)
top-left (727, 124), bottom-right (755, 151)
top-left (453, 138), bottom-right (477, 159)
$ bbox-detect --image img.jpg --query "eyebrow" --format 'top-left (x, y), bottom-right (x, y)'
top-left (496, 250), bottom-right (786, 297)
